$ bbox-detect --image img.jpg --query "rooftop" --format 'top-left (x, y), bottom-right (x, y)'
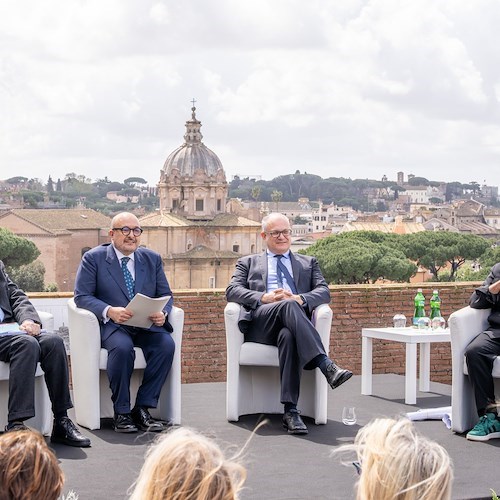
top-left (55, 377), bottom-right (499, 500)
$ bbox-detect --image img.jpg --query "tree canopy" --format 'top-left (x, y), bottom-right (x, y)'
top-left (300, 232), bottom-right (417, 284)
top-left (400, 232), bottom-right (490, 281)
top-left (0, 228), bottom-right (40, 268)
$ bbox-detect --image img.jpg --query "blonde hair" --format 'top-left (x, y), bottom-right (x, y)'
top-left (338, 417), bottom-right (452, 500)
top-left (129, 427), bottom-right (246, 500)
top-left (0, 430), bottom-right (64, 500)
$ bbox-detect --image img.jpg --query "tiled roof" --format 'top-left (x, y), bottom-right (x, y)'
top-left (0, 209), bottom-right (111, 234)
top-left (169, 244), bottom-right (240, 259)
top-left (341, 221), bottom-right (426, 234)
top-left (139, 211), bottom-right (261, 228)
top-left (457, 221), bottom-right (498, 235)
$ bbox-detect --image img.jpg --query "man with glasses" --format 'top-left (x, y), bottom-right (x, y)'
top-left (226, 212), bottom-right (352, 435)
top-left (74, 212), bottom-right (175, 433)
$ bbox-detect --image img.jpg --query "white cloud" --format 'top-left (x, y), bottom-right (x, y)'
top-left (0, 0), bottom-right (499, 188)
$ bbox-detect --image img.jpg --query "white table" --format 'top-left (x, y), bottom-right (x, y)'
top-left (361, 327), bottom-right (451, 404)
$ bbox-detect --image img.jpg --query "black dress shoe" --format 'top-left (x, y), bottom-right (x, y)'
top-left (113, 413), bottom-right (138, 433)
top-left (282, 410), bottom-right (308, 435)
top-left (325, 362), bottom-right (353, 389)
top-left (51, 417), bottom-right (91, 447)
top-left (131, 407), bottom-right (164, 432)
top-left (5, 421), bottom-right (29, 433)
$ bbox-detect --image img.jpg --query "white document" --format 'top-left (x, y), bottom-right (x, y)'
top-left (0, 322), bottom-right (21, 334)
top-left (406, 406), bottom-right (452, 429)
top-left (122, 293), bottom-right (171, 329)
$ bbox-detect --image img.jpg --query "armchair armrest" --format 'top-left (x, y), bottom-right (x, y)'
top-left (449, 305), bottom-right (491, 433)
top-left (37, 310), bottom-right (54, 331)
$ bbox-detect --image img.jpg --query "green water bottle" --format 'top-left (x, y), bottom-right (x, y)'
top-left (412, 288), bottom-right (426, 327)
top-left (429, 289), bottom-right (442, 319)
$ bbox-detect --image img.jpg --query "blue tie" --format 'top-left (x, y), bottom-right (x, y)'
top-left (275, 255), bottom-right (298, 294)
top-left (121, 257), bottom-right (135, 299)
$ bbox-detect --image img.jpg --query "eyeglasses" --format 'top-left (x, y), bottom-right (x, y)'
top-left (352, 461), bottom-right (362, 476)
top-left (266, 229), bottom-right (291, 238)
top-left (112, 227), bottom-right (143, 236)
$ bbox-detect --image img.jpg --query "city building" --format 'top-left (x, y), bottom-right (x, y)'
top-left (140, 105), bottom-right (261, 289)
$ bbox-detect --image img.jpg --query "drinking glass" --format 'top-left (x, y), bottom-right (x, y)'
top-left (393, 314), bottom-right (407, 328)
top-left (342, 406), bottom-right (357, 425)
top-left (431, 316), bottom-right (446, 330)
top-left (417, 317), bottom-right (431, 330)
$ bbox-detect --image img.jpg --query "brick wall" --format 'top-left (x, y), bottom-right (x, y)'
top-left (30, 282), bottom-right (479, 385)
top-left (173, 282), bottom-right (478, 385)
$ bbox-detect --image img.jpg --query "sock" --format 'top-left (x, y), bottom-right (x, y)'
top-left (284, 403), bottom-right (297, 413)
top-left (318, 356), bottom-right (333, 377)
top-left (54, 410), bottom-right (68, 421)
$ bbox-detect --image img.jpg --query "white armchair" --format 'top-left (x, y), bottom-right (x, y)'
top-left (67, 298), bottom-right (183, 430)
top-left (449, 305), bottom-right (500, 433)
top-left (0, 311), bottom-right (54, 435)
top-left (225, 302), bottom-right (332, 424)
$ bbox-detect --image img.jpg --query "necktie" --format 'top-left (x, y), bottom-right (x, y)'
top-left (121, 257), bottom-right (135, 299)
top-left (275, 255), bottom-right (298, 294)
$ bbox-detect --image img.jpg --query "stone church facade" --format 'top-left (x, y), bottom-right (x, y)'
top-left (139, 105), bottom-right (262, 289)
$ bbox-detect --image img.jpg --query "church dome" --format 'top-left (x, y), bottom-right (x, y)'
top-left (162, 106), bottom-right (225, 179)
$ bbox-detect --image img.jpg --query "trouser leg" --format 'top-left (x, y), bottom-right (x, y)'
top-left (0, 335), bottom-right (39, 422)
top-left (134, 331), bottom-right (175, 409)
top-left (249, 300), bottom-right (327, 405)
top-left (465, 332), bottom-right (500, 416)
top-left (38, 333), bottom-right (73, 415)
top-left (102, 329), bottom-right (135, 414)
top-left (277, 327), bottom-right (301, 404)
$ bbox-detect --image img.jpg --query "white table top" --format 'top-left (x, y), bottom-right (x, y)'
top-left (361, 326), bottom-right (450, 343)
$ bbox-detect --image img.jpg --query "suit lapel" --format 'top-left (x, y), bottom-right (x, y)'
top-left (134, 250), bottom-right (145, 294)
top-left (106, 245), bottom-right (130, 301)
top-left (289, 252), bottom-right (303, 293)
top-left (259, 252), bottom-right (268, 290)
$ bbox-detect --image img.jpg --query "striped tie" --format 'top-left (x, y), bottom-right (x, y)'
top-left (275, 255), bottom-right (298, 294)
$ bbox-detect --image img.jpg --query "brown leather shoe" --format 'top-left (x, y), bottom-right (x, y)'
top-left (282, 410), bottom-right (308, 435)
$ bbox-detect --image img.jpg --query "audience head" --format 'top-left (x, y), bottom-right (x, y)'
top-left (341, 417), bottom-right (453, 500)
top-left (0, 430), bottom-right (64, 500)
top-left (129, 427), bottom-right (246, 500)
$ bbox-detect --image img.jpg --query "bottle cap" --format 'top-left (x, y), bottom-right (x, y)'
top-left (417, 288), bottom-right (423, 292)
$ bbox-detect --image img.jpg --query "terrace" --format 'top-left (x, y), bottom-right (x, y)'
top-left (28, 282), bottom-right (499, 499)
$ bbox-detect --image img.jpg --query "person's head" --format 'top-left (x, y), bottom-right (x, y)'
top-left (347, 417), bottom-right (452, 500)
top-left (110, 212), bottom-right (143, 256)
top-left (261, 213), bottom-right (292, 255)
top-left (129, 427), bottom-right (246, 500)
top-left (0, 430), bottom-right (64, 500)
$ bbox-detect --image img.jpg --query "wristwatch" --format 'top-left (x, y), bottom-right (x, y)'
top-left (299, 294), bottom-right (308, 308)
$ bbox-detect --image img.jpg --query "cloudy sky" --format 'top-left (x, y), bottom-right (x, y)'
top-left (1, 0), bottom-right (500, 189)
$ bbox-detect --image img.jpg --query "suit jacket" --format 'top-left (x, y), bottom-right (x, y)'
top-left (225, 251), bottom-right (331, 328)
top-left (74, 244), bottom-right (173, 341)
top-left (0, 260), bottom-right (40, 325)
top-left (469, 262), bottom-right (500, 337)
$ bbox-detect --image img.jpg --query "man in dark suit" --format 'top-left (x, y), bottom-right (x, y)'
top-left (0, 260), bottom-right (90, 446)
top-left (465, 262), bottom-right (500, 441)
top-left (74, 212), bottom-right (175, 433)
top-left (226, 212), bottom-right (352, 435)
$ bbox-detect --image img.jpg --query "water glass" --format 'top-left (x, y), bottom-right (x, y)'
top-left (342, 406), bottom-right (357, 425)
top-left (417, 317), bottom-right (431, 330)
top-left (393, 314), bottom-right (407, 328)
top-left (431, 316), bottom-right (446, 330)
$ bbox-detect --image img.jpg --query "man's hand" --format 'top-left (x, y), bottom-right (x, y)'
top-left (149, 312), bottom-right (166, 327)
top-left (261, 289), bottom-right (304, 305)
top-left (19, 320), bottom-right (41, 337)
top-left (107, 306), bottom-right (134, 324)
top-left (489, 279), bottom-right (500, 295)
